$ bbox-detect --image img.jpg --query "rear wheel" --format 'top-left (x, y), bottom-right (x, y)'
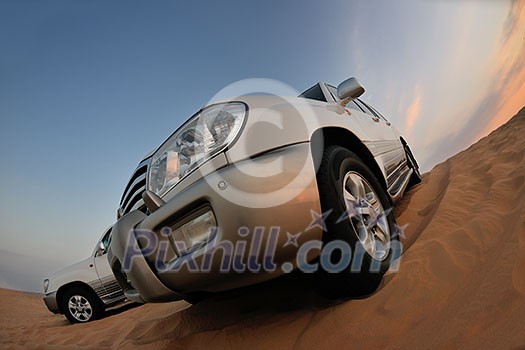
top-left (62, 287), bottom-right (103, 323)
top-left (315, 146), bottom-right (400, 299)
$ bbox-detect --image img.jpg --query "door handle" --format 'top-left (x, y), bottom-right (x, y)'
top-left (372, 117), bottom-right (380, 122)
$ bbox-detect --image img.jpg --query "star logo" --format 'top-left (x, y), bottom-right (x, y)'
top-left (394, 223), bottom-right (409, 239)
top-left (368, 206), bottom-right (393, 227)
top-left (283, 232), bottom-right (301, 247)
top-left (336, 201), bottom-right (360, 223)
top-left (305, 209), bottom-right (332, 232)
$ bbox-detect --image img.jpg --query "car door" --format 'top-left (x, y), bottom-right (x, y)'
top-left (353, 99), bottom-right (406, 185)
top-left (93, 228), bottom-right (122, 302)
top-left (352, 98), bottom-right (398, 141)
top-left (326, 83), bottom-right (405, 184)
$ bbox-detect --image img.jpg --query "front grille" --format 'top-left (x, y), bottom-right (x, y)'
top-left (119, 158), bottom-right (150, 216)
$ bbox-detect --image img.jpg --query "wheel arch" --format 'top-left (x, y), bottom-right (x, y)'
top-left (56, 281), bottom-right (102, 314)
top-left (310, 127), bottom-right (388, 193)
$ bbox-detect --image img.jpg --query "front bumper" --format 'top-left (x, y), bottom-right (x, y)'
top-left (43, 292), bottom-right (60, 314)
top-left (108, 142), bottom-right (322, 302)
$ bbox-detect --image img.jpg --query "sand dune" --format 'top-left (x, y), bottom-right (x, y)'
top-left (1, 107), bottom-right (524, 349)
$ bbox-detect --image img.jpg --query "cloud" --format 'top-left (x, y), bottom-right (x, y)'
top-left (404, 85), bottom-right (421, 137)
top-left (501, 0), bottom-right (525, 45)
top-left (477, 0), bottom-right (525, 138)
top-left (420, 1), bottom-right (525, 171)
top-left (418, 88), bottom-right (504, 171)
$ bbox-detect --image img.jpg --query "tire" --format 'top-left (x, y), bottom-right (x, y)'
top-left (314, 146), bottom-right (400, 299)
top-left (405, 145), bottom-right (422, 187)
top-left (62, 287), bottom-right (104, 324)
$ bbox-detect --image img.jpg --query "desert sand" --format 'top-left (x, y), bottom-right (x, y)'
top-left (1, 107), bottom-right (524, 350)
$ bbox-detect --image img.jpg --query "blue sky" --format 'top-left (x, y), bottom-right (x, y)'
top-left (1, 0), bottom-right (524, 291)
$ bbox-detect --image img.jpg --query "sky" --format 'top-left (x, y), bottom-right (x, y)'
top-left (0, 0), bottom-right (524, 292)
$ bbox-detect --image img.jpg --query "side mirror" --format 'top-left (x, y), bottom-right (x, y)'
top-left (97, 241), bottom-right (106, 255)
top-left (337, 77), bottom-right (365, 104)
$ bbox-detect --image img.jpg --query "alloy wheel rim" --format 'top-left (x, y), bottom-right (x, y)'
top-left (68, 295), bottom-right (93, 322)
top-left (342, 171), bottom-right (391, 261)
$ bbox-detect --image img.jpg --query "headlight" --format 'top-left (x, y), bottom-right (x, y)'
top-left (148, 102), bottom-right (247, 197)
top-left (43, 279), bottom-right (49, 293)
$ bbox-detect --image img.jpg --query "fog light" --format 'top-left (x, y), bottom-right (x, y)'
top-left (173, 209), bottom-right (216, 253)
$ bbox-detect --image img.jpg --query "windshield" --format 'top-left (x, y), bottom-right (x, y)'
top-left (298, 83), bottom-right (327, 102)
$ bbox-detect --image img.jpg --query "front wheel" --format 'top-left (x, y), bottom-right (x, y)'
top-left (314, 146), bottom-right (400, 299)
top-left (62, 287), bottom-right (103, 324)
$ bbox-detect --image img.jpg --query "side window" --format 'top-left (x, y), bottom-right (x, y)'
top-left (95, 228), bottom-right (112, 257)
top-left (326, 84), bottom-right (339, 101)
top-left (358, 99), bottom-right (390, 122)
top-left (366, 103), bottom-right (390, 123)
top-left (345, 100), bottom-right (365, 113)
top-left (354, 99), bottom-right (373, 116)
top-left (101, 229), bottom-right (111, 250)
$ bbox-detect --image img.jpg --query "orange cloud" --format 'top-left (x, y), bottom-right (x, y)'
top-left (405, 85), bottom-right (421, 136)
top-left (478, 1), bottom-right (525, 138)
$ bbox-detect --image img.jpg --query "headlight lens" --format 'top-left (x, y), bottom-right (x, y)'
top-left (148, 102), bottom-right (246, 197)
top-left (43, 279), bottom-right (49, 293)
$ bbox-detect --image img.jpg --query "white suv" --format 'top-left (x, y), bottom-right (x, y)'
top-left (109, 77), bottom-right (421, 303)
top-left (43, 227), bottom-right (126, 323)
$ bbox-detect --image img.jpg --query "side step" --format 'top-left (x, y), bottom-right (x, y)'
top-left (388, 166), bottom-right (413, 203)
